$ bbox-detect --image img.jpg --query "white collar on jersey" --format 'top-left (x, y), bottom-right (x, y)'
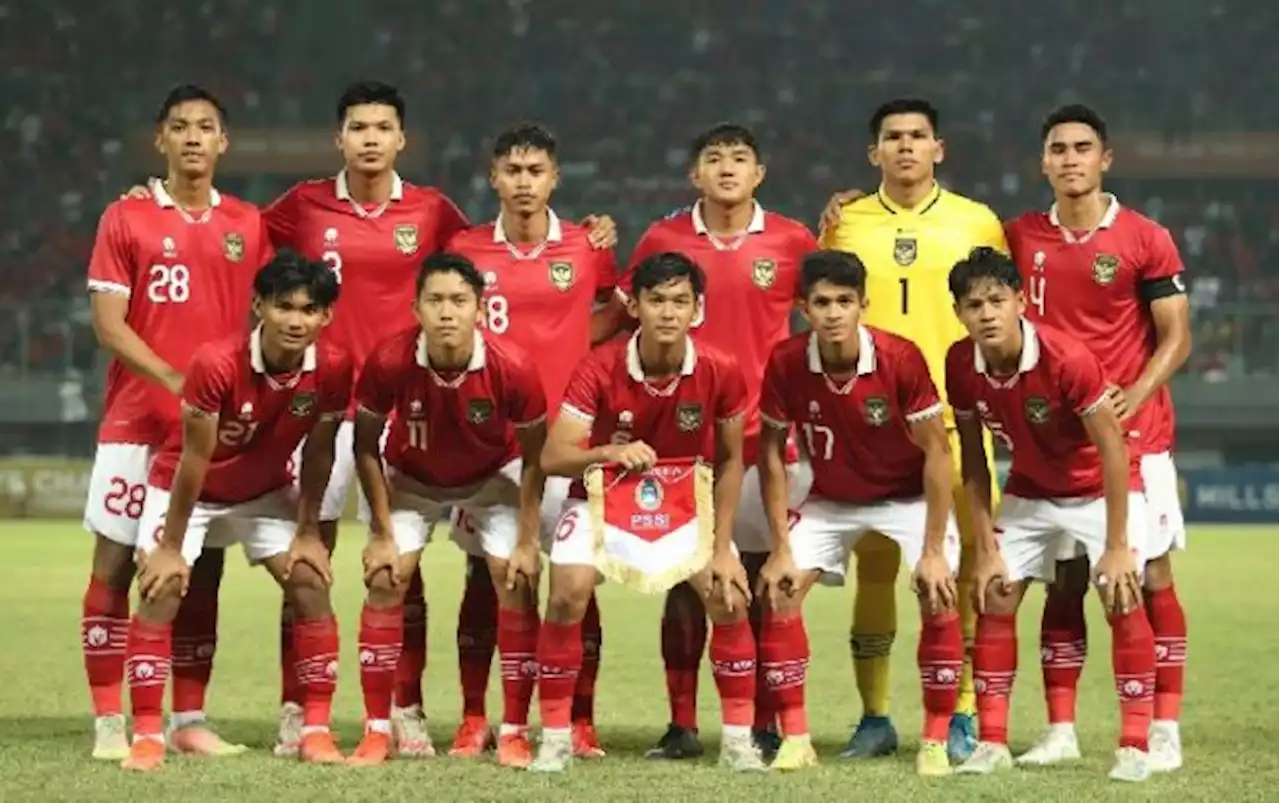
top-left (626, 330), bottom-right (697, 382)
top-left (493, 208), bottom-right (563, 244)
top-left (335, 170), bottom-right (404, 201)
top-left (806, 326), bottom-right (876, 376)
top-left (151, 178), bottom-right (222, 209)
top-left (1048, 193), bottom-right (1121, 244)
top-left (691, 199), bottom-right (766, 235)
top-left (973, 317), bottom-right (1040, 375)
top-left (250, 325), bottom-right (317, 374)
top-left (416, 329), bottom-right (487, 371)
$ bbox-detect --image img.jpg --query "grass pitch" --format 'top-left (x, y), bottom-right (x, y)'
top-left (0, 522), bottom-right (1275, 802)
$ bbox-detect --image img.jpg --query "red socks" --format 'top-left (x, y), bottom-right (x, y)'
top-left (125, 617), bottom-right (172, 738)
top-left (536, 620), bottom-right (583, 730)
top-left (294, 615), bottom-right (340, 729)
top-left (1110, 607), bottom-right (1156, 751)
top-left (661, 591), bottom-right (707, 730)
top-left (359, 604), bottom-right (403, 723)
top-left (498, 606), bottom-right (540, 729)
top-left (973, 613), bottom-right (1017, 745)
top-left (709, 618), bottom-right (756, 729)
top-left (1040, 586), bottom-right (1087, 724)
top-left (758, 611), bottom-right (809, 736)
top-left (919, 610), bottom-right (964, 742)
top-left (395, 567), bottom-right (427, 709)
top-left (1146, 585), bottom-right (1187, 722)
top-left (571, 593), bottom-right (601, 724)
top-left (171, 583), bottom-right (218, 714)
top-left (82, 576), bottom-right (129, 717)
top-left (458, 556), bottom-right (498, 720)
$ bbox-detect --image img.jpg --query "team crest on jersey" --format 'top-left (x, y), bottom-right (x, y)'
top-left (1092, 253), bottom-right (1120, 285)
top-left (393, 224), bottom-right (419, 255)
top-left (467, 398), bottom-right (494, 424)
top-left (635, 477), bottom-right (664, 511)
top-left (751, 258), bottom-right (777, 289)
top-left (676, 403), bottom-right (703, 432)
top-left (893, 236), bottom-right (918, 266)
top-left (223, 232), bottom-right (245, 263)
top-left (1024, 396), bottom-right (1051, 424)
top-left (548, 260), bottom-right (575, 291)
top-left (863, 396), bottom-right (890, 426)
top-left (290, 392), bottom-right (316, 418)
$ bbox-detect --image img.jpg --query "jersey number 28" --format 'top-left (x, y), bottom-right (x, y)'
top-left (147, 264), bottom-right (191, 303)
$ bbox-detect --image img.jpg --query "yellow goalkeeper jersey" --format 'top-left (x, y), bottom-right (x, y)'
top-left (821, 183), bottom-right (1007, 427)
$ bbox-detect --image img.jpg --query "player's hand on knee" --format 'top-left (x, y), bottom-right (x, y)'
top-left (757, 549), bottom-right (800, 611)
top-left (912, 553), bottom-right (957, 615)
top-left (705, 548), bottom-right (751, 612)
top-left (362, 537), bottom-right (401, 588)
top-left (285, 533), bottom-right (334, 588)
top-left (505, 541), bottom-right (542, 592)
top-left (972, 552), bottom-right (1010, 614)
top-left (1093, 546), bottom-right (1141, 615)
top-left (138, 544), bottom-right (189, 603)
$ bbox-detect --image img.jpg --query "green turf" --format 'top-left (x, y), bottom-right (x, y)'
top-left (0, 522), bottom-right (1275, 802)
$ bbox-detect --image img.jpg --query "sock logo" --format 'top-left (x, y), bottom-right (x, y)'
top-left (359, 649), bottom-right (375, 665)
top-left (195, 642), bottom-right (215, 659)
top-left (325, 660), bottom-right (340, 679)
top-left (85, 625), bottom-right (109, 648)
top-left (134, 662), bottom-right (156, 680)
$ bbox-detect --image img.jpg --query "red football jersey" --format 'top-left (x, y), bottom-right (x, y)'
top-left (355, 329), bottom-right (546, 489)
top-left (87, 182), bottom-right (272, 445)
top-left (621, 202), bottom-right (818, 462)
top-left (446, 210), bottom-right (616, 412)
top-left (150, 328), bottom-right (353, 505)
top-left (1006, 197), bottom-right (1185, 455)
top-left (560, 334), bottom-right (749, 499)
top-left (760, 328), bottom-right (942, 504)
top-left (946, 320), bottom-right (1140, 500)
top-left (263, 172), bottom-right (470, 366)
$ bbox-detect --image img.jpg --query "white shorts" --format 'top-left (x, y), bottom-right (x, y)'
top-left (136, 486), bottom-right (298, 566)
top-left (449, 474), bottom-right (568, 559)
top-left (734, 459), bottom-right (814, 554)
top-left (291, 420), bottom-right (383, 523)
top-left (83, 443), bottom-right (153, 546)
top-left (789, 497), bottom-right (961, 587)
top-left (1140, 452), bottom-right (1185, 558)
top-left (1000, 493), bottom-right (1147, 583)
top-left (360, 459), bottom-right (528, 558)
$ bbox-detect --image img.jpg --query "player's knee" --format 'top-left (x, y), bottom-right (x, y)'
top-left (91, 535), bottom-right (137, 589)
top-left (982, 582), bottom-right (1019, 616)
top-left (488, 559), bottom-right (537, 611)
top-left (663, 581), bottom-right (706, 622)
top-left (366, 570), bottom-right (407, 608)
top-left (1143, 552), bottom-right (1174, 591)
top-left (1051, 555), bottom-right (1090, 595)
top-left (545, 567), bottom-right (593, 624)
top-left (915, 588), bottom-right (957, 618)
top-left (705, 588), bottom-right (751, 625)
top-left (855, 541), bottom-right (901, 584)
top-left (284, 562), bottom-right (331, 618)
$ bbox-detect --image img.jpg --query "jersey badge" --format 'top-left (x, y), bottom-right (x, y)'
top-left (635, 477), bottom-right (664, 511)
top-left (394, 224), bottom-right (420, 255)
top-left (751, 258), bottom-right (777, 289)
top-left (863, 396), bottom-right (890, 426)
top-left (1092, 253), bottom-right (1120, 285)
top-left (223, 232), bottom-right (245, 263)
top-left (676, 403), bottom-right (703, 432)
top-left (1024, 396), bottom-right (1051, 424)
top-left (290, 392), bottom-right (317, 417)
top-left (893, 236), bottom-right (917, 266)
top-left (549, 260), bottom-right (575, 291)
top-left (467, 398), bottom-right (494, 424)
top-left (163, 237), bottom-right (178, 258)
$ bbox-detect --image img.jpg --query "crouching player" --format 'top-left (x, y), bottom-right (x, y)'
top-left (121, 252), bottom-right (351, 770)
top-left (349, 252), bottom-right (548, 768)
top-left (944, 247), bottom-right (1156, 782)
top-left (755, 250), bottom-right (963, 775)
top-left (532, 252), bottom-right (764, 773)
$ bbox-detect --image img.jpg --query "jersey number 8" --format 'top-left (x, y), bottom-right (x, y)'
top-left (147, 264), bottom-right (191, 303)
top-left (482, 295), bottom-right (510, 335)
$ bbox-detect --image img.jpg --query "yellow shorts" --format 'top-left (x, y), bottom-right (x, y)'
top-left (950, 428), bottom-right (1000, 548)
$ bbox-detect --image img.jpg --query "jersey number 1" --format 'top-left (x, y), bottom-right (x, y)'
top-left (898, 277), bottom-right (909, 314)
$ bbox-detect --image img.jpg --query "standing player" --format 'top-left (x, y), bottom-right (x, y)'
top-left (119, 252), bottom-right (351, 771)
top-left (444, 123), bottom-right (619, 758)
top-left (347, 253), bottom-right (548, 768)
top-left (615, 123), bottom-right (818, 760)
top-left (531, 252), bottom-right (763, 773)
top-left (755, 250), bottom-right (964, 776)
top-left (1005, 105), bottom-right (1191, 772)
top-left (82, 85), bottom-right (271, 761)
top-left (817, 98), bottom-right (1007, 761)
top-left (944, 247), bottom-right (1156, 783)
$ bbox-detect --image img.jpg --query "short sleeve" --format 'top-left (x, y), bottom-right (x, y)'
top-left (504, 356), bottom-right (548, 426)
top-left (182, 348), bottom-right (232, 416)
top-left (87, 204), bottom-right (135, 295)
top-left (758, 348), bottom-right (791, 429)
top-left (262, 185), bottom-right (300, 248)
top-left (320, 351), bottom-right (354, 417)
top-left (978, 207), bottom-right (1009, 255)
top-left (354, 347), bottom-right (395, 416)
top-left (898, 342), bottom-right (943, 422)
top-left (1060, 344), bottom-right (1110, 416)
top-left (1140, 224), bottom-right (1185, 282)
top-left (618, 226), bottom-right (664, 301)
top-left (560, 357), bottom-right (603, 424)
top-left (944, 344), bottom-right (976, 418)
top-left (433, 193), bottom-right (471, 246)
top-left (593, 247), bottom-right (618, 296)
top-left (715, 359), bottom-right (749, 422)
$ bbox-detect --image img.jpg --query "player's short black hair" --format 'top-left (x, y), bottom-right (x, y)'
top-left (492, 122), bottom-right (558, 161)
top-left (869, 98), bottom-right (939, 140)
top-left (415, 252), bottom-right (486, 300)
top-left (253, 249), bottom-right (340, 308)
top-left (1040, 103), bottom-right (1109, 145)
top-left (336, 80), bottom-right (405, 126)
top-left (630, 252), bottom-right (706, 298)
top-left (689, 122), bottom-right (761, 164)
top-left (801, 249), bottom-right (867, 299)
top-left (155, 84), bottom-right (227, 127)
top-left (948, 246), bottom-right (1023, 301)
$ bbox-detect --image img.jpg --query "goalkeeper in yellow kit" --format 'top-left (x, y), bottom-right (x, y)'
top-left (819, 98), bottom-right (1006, 769)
